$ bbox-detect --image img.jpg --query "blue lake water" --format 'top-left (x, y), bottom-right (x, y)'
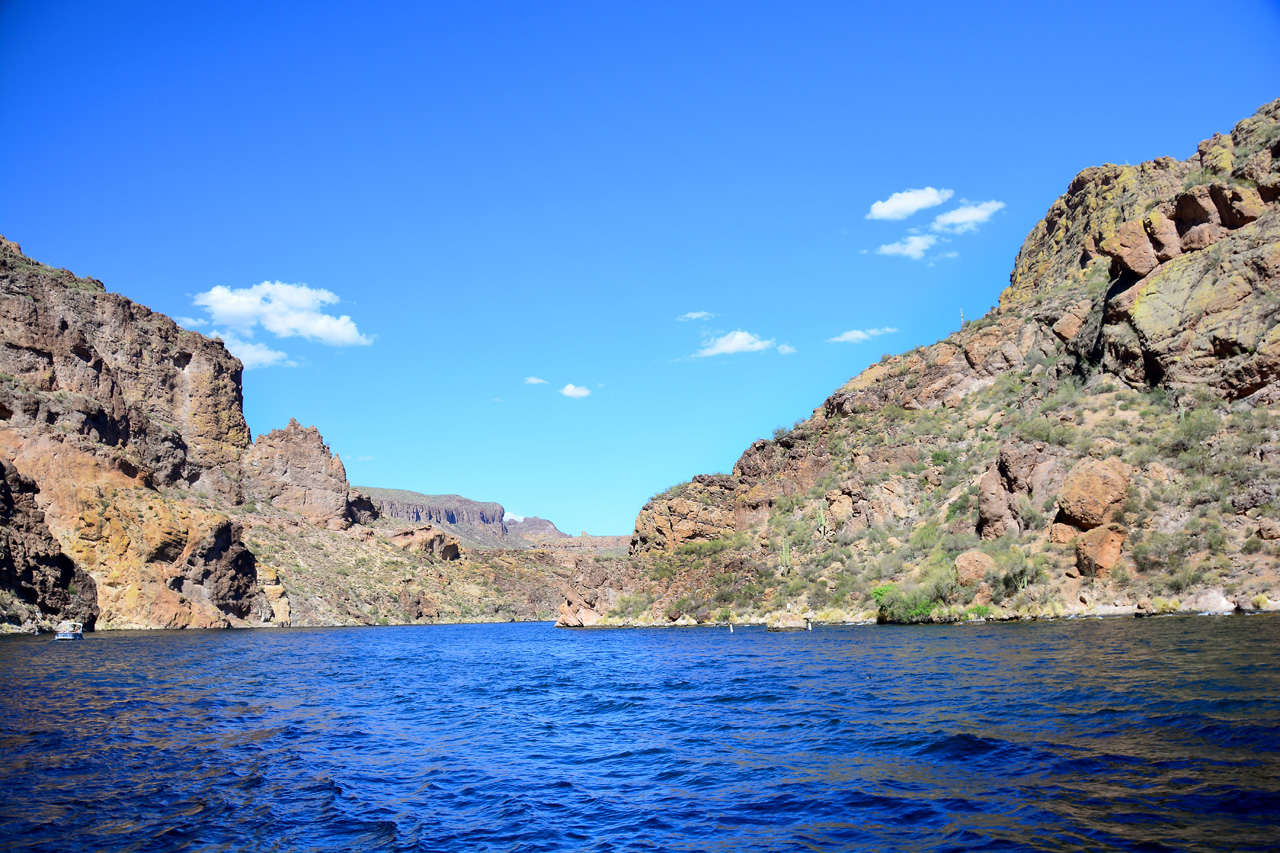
top-left (2, 616), bottom-right (1279, 852)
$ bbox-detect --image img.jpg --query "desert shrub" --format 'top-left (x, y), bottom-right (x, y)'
top-left (1243, 537), bottom-right (1264, 554)
top-left (947, 486), bottom-right (978, 520)
top-left (1018, 416), bottom-right (1075, 447)
top-left (1131, 531), bottom-right (1189, 574)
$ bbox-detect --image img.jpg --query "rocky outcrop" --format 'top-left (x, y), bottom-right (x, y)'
top-left (243, 419), bottom-right (377, 530)
top-left (0, 459), bottom-right (98, 632)
top-left (630, 474), bottom-right (738, 554)
top-left (387, 524), bottom-right (461, 560)
top-left (62, 483), bottom-right (268, 629)
top-left (977, 442), bottom-right (1065, 540)
top-left (555, 556), bottom-right (640, 627)
top-left (506, 516), bottom-right (570, 542)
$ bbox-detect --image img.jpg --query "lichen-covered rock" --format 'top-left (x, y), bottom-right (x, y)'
top-left (64, 484), bottom-right (263, 629)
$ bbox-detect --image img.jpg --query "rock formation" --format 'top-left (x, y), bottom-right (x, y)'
top-left (387, 524), bottom-right (461, 560)
top-left (505, 515), bottom-right (570, 542)
top-left (243, 419), bottom-right (377, 530)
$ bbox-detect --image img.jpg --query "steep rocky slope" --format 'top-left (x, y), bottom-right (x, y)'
top-left (565, 96), bottom-right (1280, 628)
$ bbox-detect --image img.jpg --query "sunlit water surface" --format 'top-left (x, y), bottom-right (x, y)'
top-left (2, 616), bottom-right (1279, 852)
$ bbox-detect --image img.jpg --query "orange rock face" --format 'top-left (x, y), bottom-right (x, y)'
top-left (1075, 524), bottom-right (1127, 578)
top-left (1056, 457), bottom-right (1132, 531)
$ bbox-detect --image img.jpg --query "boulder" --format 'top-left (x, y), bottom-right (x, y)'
top-left (1051, 298), bottom-right (1095, 342)
top-left (1074, 523), bottom-right (1127, 578)
top-left (1056, 457), bottom-right (1131, 530)
top-left (1258, 519), bottom-right (1280, 541)
top-left (1210, 184), bottom-right (1265, 228)
top-left (955, 550), bottom-right (994, 585)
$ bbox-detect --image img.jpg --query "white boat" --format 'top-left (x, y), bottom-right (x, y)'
top-left (54, 621), bottom-right (83, 640)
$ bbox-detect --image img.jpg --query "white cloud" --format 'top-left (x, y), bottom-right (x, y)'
top-left (940, 251), bottom-right (960, 258)
top-left (560, 383), bottom-right (591, 398)
top-left (525, 376), bottom-right (548, 385)
top-left (867, 187), bottom-right (953, 220)
top-left (355, 455), bottom-right (376, 461)
top-left (175, 316), bottom-right (206, 328)
top-left (877, 235), bottom-right (938, 260)
top-left (829, 327), bottom-right (898, 344)
top-left (931, 200), bottom-right (1006, 234)
top-left (694, 330), bottom-right (776, 358)
top-left (678, 311), bottom-right (715, 322)
top-left (211, 330), bottom-right (294, 369)
top-left (504, 512), bottom-right (525, 523)
top-left (778, 344), bottom-right (797, 355)
top-left (192, 281), bottom-right (372, 346)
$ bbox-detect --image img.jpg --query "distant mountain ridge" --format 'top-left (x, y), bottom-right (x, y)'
top-left (356, 487), bottom-right (573, 549)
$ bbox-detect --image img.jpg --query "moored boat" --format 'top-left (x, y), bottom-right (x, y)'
top-left (54, 621), bottom-right (83, 640)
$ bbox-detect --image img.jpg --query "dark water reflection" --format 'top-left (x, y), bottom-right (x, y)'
top-left (2, 616), bottom-right (1278, 851)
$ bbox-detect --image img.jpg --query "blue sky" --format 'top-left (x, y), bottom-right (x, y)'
top-left (3, 1), bottom-right (1278, 534)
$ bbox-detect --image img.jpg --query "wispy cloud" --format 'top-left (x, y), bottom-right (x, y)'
top-left (867, 187), bottom-right (953, 220)
top-left (355, 455), bottom-right (376, 461)
top-left (777, 344), bottom-right (797, 355)
top-left (677, 311), bottom-right (715, 322)
top-left (694, 330), bottom-right (776, 358)
top-left (211, 330), bottom-right (294, 369)
top-left (560, 383), bottom-right (591, 398)
top-left (192, 282), bottom-right (372, 347)
top-left (877, 235), bottom-right (937, 260)
top-left (524, 376), bottom-right (548, 384)
top-left (829, 327), bottom-right (898, 344)
top-left (176, 316), bottom-right (206, 328)
top-left (931, 200), bottom-right (1005, 234)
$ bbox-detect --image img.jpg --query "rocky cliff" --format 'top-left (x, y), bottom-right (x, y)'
top-left (565, 96), bottom-right (1280, 628)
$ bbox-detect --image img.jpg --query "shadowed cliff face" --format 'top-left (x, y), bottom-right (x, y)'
top-left (0, 459), bottom-right (98, 631)
top-left (562, 96), bottom-right (1280, 629)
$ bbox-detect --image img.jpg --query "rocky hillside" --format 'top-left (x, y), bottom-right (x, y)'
top-left (562, 96), bottom-right (1280, 628)
top-left (0, 238), bottom-right (597, 631)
